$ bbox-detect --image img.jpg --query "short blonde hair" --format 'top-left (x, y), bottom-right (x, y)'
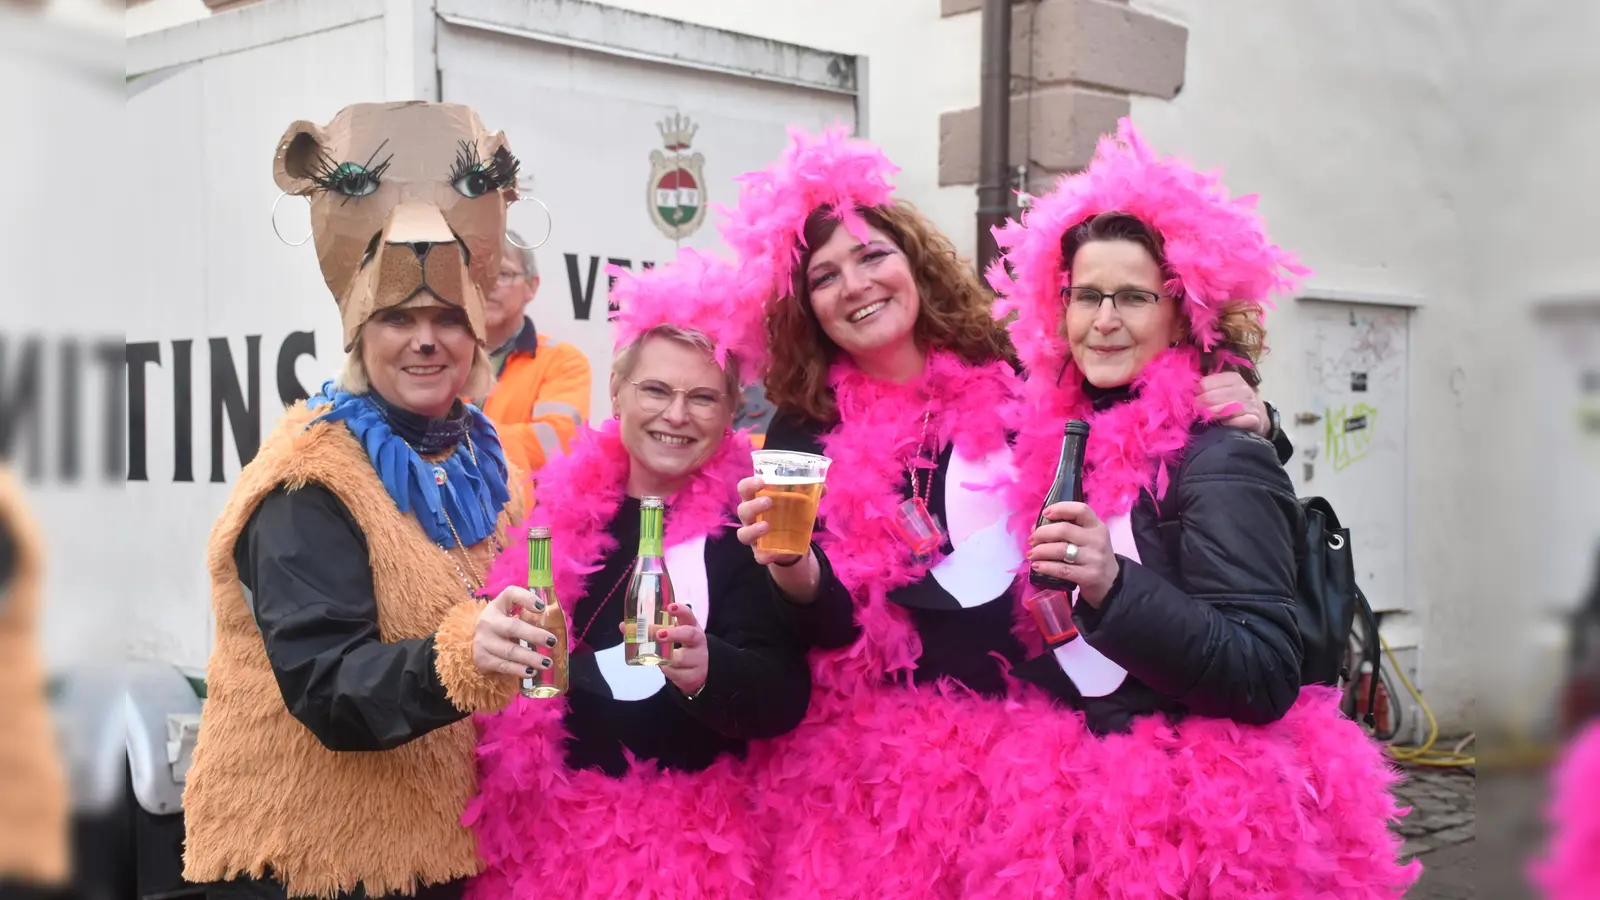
top-left (610, 325), bottom-right (742, 403)
top-left (336, 340), bottom-right (495, 405)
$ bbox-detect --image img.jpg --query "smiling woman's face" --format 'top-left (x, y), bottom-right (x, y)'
top-left (1065, 239), bottom-right (1185, 388)
top-left (611, 334), bottom-right (734, 492)
top-left (359, 304), bottom-right (476, 415)
top-left (802, 222), bottom-right (921, 363)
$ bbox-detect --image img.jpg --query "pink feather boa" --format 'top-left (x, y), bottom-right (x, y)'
top-left (466, 421), bottom-right (771, 898)
top-left (810, 350), bottom-right (1019, 691)
top-left (1532, 721), bottom-right (1600, 898)
top-left (986, 116), bottom-right (1311, 377)
top-left (743, 348), bottom-right (1419, 898)
top-left (1002, 346), bottom-right (1205, 541)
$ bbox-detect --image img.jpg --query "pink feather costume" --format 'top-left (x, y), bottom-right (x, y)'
top-left (721, 124), bottom-right (1420, 898)
top-left (980, 118), bottom-right (1421, 897)
top-left (462, 250), bottom-right (783, 898)
top-left (1531, 720), bottom-right (1600, 898)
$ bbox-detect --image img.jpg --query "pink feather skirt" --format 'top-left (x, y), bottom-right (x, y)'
top-left (464, 698), bottom-right (770, 899)
top-left (464, 686), bottom-right (1420, 899)
top-left (748, 682), bottom-right (1420, 900)
top-left (1532, 721), bottom-right (1600, 899)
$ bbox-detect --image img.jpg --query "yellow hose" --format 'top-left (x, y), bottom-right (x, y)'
top-left (1376, 632), bottom-right (1477, 768)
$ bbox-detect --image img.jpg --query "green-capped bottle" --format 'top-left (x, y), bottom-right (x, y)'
top-left (522, 527), bottom-right (567, 698)
top-left (623, 497), bottom-right (675, 666)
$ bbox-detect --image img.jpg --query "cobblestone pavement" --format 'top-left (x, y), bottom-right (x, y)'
top-left (1394, 765), bottom-right (1476, 859)
top-left (1392, 764), bottom-right (1478, 898)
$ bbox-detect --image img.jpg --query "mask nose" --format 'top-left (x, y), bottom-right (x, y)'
top-left (384, 202), bottom-right (455, 254)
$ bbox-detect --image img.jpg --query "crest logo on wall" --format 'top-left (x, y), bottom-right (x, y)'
top-left (648, 113), bottom-right (706, 240)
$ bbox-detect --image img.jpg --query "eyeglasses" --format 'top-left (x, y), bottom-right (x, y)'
top-left (1060, 287), bottom-right (1163, 310)
top-left (496, 271), bottom-right (527, 286)
top-left (627, 379), bottom-right (727, 420)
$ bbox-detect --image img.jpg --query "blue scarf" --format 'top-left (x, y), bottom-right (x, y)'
top-left (307, 380), bottom-right (511, 549)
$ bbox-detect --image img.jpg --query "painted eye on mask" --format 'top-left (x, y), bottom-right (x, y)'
top-left (311, 157), bottom-right (390, 198)
top-left (449, 140), bottom-right (521, 199)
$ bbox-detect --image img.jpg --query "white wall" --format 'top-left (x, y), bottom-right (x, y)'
top-left (1126, 0), bottom-right (1478, 734)
top-left (587, 0), bottom-right (986, 260)
top-left (1468, 0), bottom-right (1600, 736)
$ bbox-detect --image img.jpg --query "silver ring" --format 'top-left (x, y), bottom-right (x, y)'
top-left (1063, 542), bottom-right (1081, 564)
top-left (506, 194), bottom-right (553, 250)
top-left (270, 191), bottom-right (313, 247)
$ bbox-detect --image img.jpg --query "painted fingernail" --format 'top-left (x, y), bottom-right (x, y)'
top-left (533, 600), bottom-right (546, 612)
top-left (1031, 562), bottom-right (1043, 572)
top-left (524, 666), bottom-right (534, 675)
top-left (657, 630), bottom-right (669, 640)
top-left (542, 658), bottom-right (552, 668)
top-left (668, 604), bottom-right (679, 611)
top-left (545, 635), bottom-right (557, 648)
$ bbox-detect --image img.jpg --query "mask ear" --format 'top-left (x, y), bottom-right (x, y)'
top-left (273, 119), bottom-right (331, 195)
top-left (480, 130), bottom-right (521, 202)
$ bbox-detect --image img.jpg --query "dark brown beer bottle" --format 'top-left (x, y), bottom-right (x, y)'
top-left (1030, 420), bottom-right (1090, 593)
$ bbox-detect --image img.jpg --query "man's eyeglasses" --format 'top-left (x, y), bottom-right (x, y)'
top-left (496, 271), bottom-right (527, 286)
top-left (628, 380), bottom-right (727, 420)
top-left (1060, 287), bottom-right (1163, 310)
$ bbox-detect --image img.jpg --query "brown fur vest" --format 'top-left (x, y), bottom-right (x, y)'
top-left (181, 403), bottom-right (521, 898)
top-left (0, 466), bottom-right (70, 885)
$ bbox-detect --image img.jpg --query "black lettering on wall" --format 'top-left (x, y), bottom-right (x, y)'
top-left (0, 336), bottom-right (43, 478)
top-left (209, 336), bottom-right (260, 483)
top-left (173, 339), bottom-right (194, 483)
top-left (605, 258), bottom-right (633, 318)
top-left (126, 341), bottom-right (160, 482)
top-left (566, 254), bottom-right (603, 321)
top-left (276, 330), bottom-right (317, 406)
top-left (58, 339), bottom-right (79, 481)
top-left (97, 341), bottom-right (125, 480)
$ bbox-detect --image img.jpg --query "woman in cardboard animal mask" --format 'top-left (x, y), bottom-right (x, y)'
top-left (181, 101), bottom-right (544, 900)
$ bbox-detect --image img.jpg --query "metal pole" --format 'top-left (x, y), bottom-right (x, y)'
top-left (976, 0), bottom-right (1012, 280)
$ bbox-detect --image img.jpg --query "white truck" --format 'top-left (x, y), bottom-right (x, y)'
top-left (122, 1), bottom-right (860, 894)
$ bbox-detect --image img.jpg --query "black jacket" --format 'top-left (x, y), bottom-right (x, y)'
top-left (1016, 424), bottom-right (1304, 734)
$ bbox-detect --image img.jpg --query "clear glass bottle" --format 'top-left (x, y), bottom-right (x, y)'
top-left (623, 497), bottom-right (674, 666)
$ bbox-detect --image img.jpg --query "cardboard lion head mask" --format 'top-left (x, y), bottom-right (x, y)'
top-left (274, 101), bottom-right (521, 351)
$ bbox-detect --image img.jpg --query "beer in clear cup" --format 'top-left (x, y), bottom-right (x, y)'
top-left (751, 450), bottom-right (831, 557)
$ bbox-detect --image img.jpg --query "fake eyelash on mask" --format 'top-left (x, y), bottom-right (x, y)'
top-left (448, 140), bottom-right (521, 199)
top-left (307, 140), bottom-right (394, 201)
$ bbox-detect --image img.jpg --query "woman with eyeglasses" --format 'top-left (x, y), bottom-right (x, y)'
top-left (968, 118), bottom-right (1419, 897)
top-left (463, 249), bottom-right (847, 899)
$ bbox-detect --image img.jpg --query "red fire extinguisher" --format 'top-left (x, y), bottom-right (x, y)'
top-left (1354, 662), bottom-right (1392, 737)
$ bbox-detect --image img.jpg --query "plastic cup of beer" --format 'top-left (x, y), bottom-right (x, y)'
top-left (750, 450), bottom-right (831, 557)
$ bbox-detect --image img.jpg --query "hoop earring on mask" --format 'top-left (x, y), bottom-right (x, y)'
top-left (506, 196), bottom-right (554, 250)
top-left (271, 192), bottom-right (313, 247)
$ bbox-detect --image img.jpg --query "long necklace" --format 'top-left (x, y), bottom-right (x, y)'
top-left (571, 561), bottom-right (636, 652)
top-left (420, 432), bottom-right (504, 599)
top-left (904, 402), bottom-right (935, 504)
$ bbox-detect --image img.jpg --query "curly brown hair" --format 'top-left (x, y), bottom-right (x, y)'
top-left (764, 201), bottom-right (1015, 425)
top-left (1060, 211), bottom-right (1269, 387)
